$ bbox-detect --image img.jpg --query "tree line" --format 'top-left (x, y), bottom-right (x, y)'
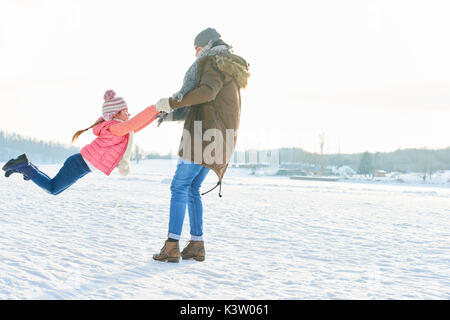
top-left (1, 130), bottom-right (448, 175)
top-left (278, 147), bottom-right (450, 174)
top-left (0, 130), bottom-right (172, 164)
top-left (0, 130), bottom-right (80, 163)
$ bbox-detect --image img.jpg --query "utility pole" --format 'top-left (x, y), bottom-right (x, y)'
top-left (319, 132), bottom-right (325, 175)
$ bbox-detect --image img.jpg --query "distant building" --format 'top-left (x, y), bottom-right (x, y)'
top-left (231, 149), bottom-right (279, 165)
top-left (374, 170), bottom-right (387, 177)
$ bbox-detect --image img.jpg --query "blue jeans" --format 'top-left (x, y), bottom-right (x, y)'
top-left (168, 158), bottom-right (210, 241)
top-left (31, 153), bottom-right (91, 195)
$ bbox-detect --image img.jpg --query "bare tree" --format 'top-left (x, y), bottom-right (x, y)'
top-left (319, 132), bottom-right (325, 157)
top-left (318, 132), bottom-right (325, 174)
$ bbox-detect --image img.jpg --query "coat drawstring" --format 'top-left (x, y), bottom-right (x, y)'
top-left (201, 180), bottom-right (222, 197)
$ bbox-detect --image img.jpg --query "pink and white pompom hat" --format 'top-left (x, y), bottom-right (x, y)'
top-left (102, 90), bottom-right (127, 121)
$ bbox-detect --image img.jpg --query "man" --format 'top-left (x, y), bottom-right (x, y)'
top-left (153, 28), bottom-right (250, 263)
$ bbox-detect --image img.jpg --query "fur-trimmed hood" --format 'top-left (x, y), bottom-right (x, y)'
top-left (214, 53), bottom-right (250, 89)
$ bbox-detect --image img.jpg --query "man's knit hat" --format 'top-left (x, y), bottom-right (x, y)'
top-left (194, 27), bottom-right (221, 48)
top-left (102, 90), bottom-right (127, 121)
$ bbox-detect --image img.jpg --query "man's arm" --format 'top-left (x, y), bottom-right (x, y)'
top-left (169, 58), bottom-right (224, 109)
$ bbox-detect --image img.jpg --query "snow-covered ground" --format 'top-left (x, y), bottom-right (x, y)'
top-left (0, 159), bottom-right (449, 299)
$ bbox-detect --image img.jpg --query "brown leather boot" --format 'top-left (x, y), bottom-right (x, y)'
top-left (181, 241), bottom-right (205, 261)
top-left (152, 240), bottom-right (181, 263)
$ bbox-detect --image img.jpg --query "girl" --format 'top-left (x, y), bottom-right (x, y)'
top-left (2, 90), bottom-right (159, 195)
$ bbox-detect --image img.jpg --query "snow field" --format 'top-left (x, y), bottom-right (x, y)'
top-left (0, 159), bottom-right (449, 299)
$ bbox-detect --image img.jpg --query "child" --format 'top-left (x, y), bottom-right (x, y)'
top-left (2, 90), bottom-right (159, 195)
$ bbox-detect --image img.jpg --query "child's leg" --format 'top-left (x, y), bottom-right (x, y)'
top-left (31, 153), bottom-right (90, 195)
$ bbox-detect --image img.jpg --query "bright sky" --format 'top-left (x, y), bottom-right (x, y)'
top-left (1, 0), bottom-right (449, 155)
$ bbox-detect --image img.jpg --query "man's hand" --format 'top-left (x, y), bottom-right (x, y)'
top-left (155, 98), bottom-right (172, 113)
top-left (156, 112), bottom-right (168, 127)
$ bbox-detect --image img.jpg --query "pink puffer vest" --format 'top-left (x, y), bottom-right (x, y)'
top-left (80, 118), bottom-right (129, 176)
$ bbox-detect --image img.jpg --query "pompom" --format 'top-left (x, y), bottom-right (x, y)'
top-left (119, 163), bottom-right (130, 176)
top-left (104, 90), bottom-right (116, 101)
